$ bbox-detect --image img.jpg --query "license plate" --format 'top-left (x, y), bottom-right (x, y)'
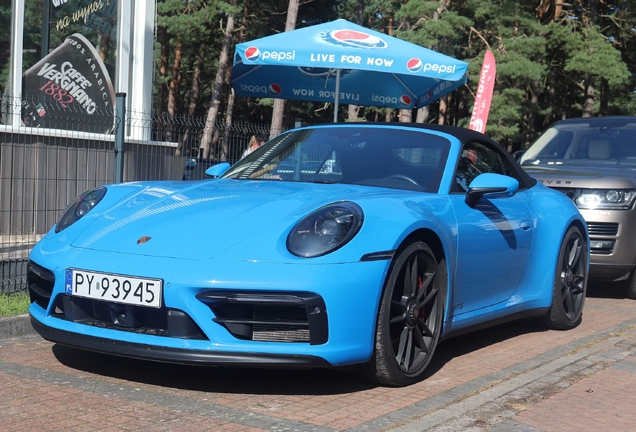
top-left (65, 268), bottom-right (162, 308)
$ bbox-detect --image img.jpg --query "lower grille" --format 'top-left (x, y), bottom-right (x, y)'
top-left (50, 294), bottom-right (207, 340)
top-left (253, 306), bottom-right (311, 342)
top-left (196, 291), bottom-right (328, 345)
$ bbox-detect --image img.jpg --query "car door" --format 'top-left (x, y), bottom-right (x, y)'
top-left (450, 141), bottom-right (534, 315)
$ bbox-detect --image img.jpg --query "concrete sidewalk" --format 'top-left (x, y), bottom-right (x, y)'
top-left (1, 295), bottom-right (635, 431)
top-left (0, 314), bottom-right (35, 338)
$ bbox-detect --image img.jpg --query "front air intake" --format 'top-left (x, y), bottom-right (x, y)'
top-left (196, 290), bottom-right (328, 345)
top-left (27, 261), bottom-right (55, 310)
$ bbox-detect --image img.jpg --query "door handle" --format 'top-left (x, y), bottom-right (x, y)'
top-left (520, 220), bottom-right (532, 230)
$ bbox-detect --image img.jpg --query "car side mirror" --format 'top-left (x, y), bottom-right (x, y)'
top-left (511, 150), bottom-right (525, 161)
top-left (205, 162), bottom-right (231, 178)
top-left (465, 173), bottom-right (519, 208)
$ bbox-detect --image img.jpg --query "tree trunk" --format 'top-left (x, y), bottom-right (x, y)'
top-left (347, 0), bottom-right (365, 122)
top-left (399, 109), bottom-right (412, 122)
top-left (200, 10), bottom-right (237, 159)
top-left (269, 0), bottom-right (300, 139)
top-left (581, 0), bottom-right (598, 118)
top-left (222, 88), bottom-right (236, 161)
top-left (219, 60), bottom-right (235, 161)
top-left (219, 0), bottom-right (249, 160)
top-left (176, 41), bottom-right (207, 157)
top-left (438, 95), bottom-right (448, 125)
top-left (157, 26), bottom-right (169, 117)
top-left (526, 82), bottom-right (539, 148)
top-left (600, 78), bottom-right (609, 116)
top-left (168, 41), bottom-right (182, 118)
top-left (433, 0), bottom-right (450, 20)
top-left (165, 40), bottom-right (182, 142)
top-left (432, 0), bottom-right (451, 124)
top-left (347, 105), bottom-right (359, 122)
top-left (188, 42), bottom-right (206, 116)
top-left (415, 107), bottom-right (429, 123)
top-left (582, 77), bottom-right (595, 118)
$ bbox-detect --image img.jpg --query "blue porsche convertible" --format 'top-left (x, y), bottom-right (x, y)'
top-left (28, 123), bottom-right (588, 386)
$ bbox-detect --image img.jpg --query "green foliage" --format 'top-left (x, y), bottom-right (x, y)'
top-left (151, 0), bottom-right (636, 145)
top-left (0, 292), bottom-right (30, 317)
top-left (564, 28), bottom-right (630, 86)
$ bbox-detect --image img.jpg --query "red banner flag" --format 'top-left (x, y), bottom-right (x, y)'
top-left (468, 50), bottom-right (496, 133)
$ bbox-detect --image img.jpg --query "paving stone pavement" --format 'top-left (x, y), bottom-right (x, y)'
top-left (1, 289), bottom-right (636, 431)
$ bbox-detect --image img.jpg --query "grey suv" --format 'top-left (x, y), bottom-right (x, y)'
top-left (519, 117), bottom-right (636, 298)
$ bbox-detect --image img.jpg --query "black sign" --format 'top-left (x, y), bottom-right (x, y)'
top-left (22, 33), bottom-right (116, 133)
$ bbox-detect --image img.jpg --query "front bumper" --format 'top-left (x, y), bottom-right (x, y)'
top-left (28, 239), bottom-right (390, 367)
top-left (579, 208), bottom-right (636, 280)
top-left (30, 317), bottom-right (331, 368)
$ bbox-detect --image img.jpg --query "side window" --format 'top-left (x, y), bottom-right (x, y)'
top-left (454, 141), bottom-right (517, 193)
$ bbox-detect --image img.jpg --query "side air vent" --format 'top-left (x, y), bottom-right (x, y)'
top-left (27, 261), bottom-right (55, 310)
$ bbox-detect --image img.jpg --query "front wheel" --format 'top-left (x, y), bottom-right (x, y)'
top-left (545, 226), bottom-right (588, 330)
top-left (362, 242), bottom-right (445, 386)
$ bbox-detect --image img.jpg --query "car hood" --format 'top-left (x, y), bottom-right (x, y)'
top-left (69, 179), bottom-right (405, 260)
top-left (523, 164), bottom-right (636, 189)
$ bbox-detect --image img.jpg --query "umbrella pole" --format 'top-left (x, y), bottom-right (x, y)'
top-left (333, 69), bottom-right (341, 123)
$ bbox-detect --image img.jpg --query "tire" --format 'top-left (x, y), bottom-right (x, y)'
top-left (545, 226), bottom-right (588, 330)
top-left (362, 241), bottom-right (445, 387)
top-left (625, 270), bottom-right (636, 300)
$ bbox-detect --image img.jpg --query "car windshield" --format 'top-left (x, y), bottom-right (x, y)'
top-left (520, 119), bottom-right (636, 167)
top-left (222, 126), bottom-right (451, 192)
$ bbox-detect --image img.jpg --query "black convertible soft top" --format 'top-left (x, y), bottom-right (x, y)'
top-left (345, 122), bottom-right (538, 190)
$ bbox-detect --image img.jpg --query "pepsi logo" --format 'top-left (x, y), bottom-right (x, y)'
top-left (245, 46), bottom-right (261, 61)
top-left (407, 58), bottom-right (423, 73)
top-left (323, 29), bottom-right (388, 49)
top-left (400, 95), bottom-right (412, 106)
top-left (269, 84), bottom-right (282, 96)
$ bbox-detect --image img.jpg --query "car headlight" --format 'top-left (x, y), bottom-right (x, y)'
top-left (55, 187), bottom-right (107, 232)
top-left (575, 189), bottom-right (636, 210)
top-left (287, 202), bottom-right (363, 258)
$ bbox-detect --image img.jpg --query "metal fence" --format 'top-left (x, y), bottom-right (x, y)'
top-left (0, 96), bottom-right (271, 294)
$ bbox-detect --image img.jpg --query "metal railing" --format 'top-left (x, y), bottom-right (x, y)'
top-left (0, 95), bottom-right (271, 293)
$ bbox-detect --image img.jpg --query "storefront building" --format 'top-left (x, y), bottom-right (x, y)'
top-left (1, 0), bottom-right (155, 138)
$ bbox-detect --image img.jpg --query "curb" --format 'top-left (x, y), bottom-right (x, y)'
top-left (0, 314), bottom-right (36, 339)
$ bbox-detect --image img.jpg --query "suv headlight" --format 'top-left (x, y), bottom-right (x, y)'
top-left (287, 202), bottom-right (363, 258)
top-left (575, 189), bottom-right (636, 210)
top-left (56, 187), bottom-right (107, 232)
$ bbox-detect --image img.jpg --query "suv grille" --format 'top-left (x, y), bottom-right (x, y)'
top-left (587, 222), bottom-right (619, 236)
top-left (552, 187), bottom-right (579, 200)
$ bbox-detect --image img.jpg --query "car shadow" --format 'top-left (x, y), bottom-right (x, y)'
top-left (51, 343), bottom-right (374, 394)
top-left (586, 279), bottom-right (628, 299)
top-left (51, 317), bottom-right (547, 395)
top-left (423, 317), bottom-right (546, 378)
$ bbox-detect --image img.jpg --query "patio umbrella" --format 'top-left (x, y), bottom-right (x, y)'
top-left (231, 19), bottom-right (468, 122)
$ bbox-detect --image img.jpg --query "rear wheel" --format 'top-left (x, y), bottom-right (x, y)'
top-left (624, 270), bottom-right (636, 299)
top-left (363, 242), bottom-right (445, 386)
top-left (545, 226), bottom-right (588, 330)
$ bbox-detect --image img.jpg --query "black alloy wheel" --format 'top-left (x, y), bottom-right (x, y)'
top-left (364, 241), bottom-right (445, 386)
top-left (545, 225), bottom-right (588, 330)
